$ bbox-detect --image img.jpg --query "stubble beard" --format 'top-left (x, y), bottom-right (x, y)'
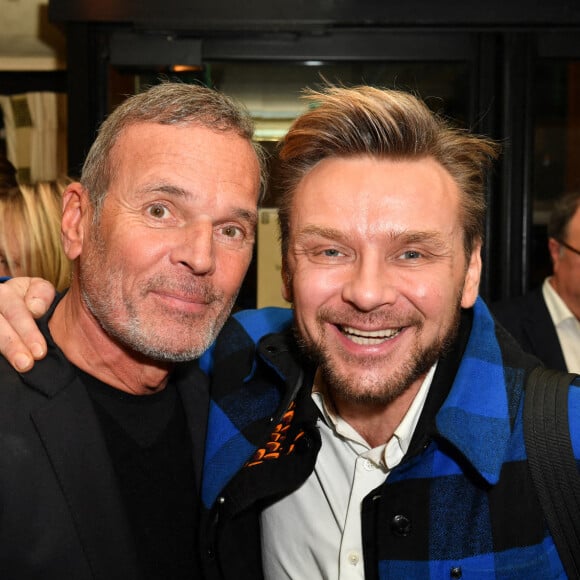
top-left (295, 296), bottom-right (462, 407)
top-left (79, 228), bottom-right (236, 363)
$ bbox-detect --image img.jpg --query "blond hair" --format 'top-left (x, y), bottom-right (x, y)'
top-left (0, 178), bottom-right (72, 291)
top-left (277, 85), bottom-right (500, 260)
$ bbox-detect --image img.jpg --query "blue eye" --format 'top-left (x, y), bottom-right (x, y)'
top-left (323, 248), bottom-right (342, 257)
top-left (400, 250), bottom-right (422, 260)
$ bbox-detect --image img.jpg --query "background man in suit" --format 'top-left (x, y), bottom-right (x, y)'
top-left (493, 191), bottom-right (580, 372)
top-left (0, 82), bottom-right (263, 579)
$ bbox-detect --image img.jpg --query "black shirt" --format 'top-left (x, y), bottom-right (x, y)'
top-left (80, 370), bottom-right (200, 579)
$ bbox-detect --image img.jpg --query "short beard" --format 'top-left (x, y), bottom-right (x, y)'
top-left (82, 284), bottom-right (234, 363)
top-left (294, 295), bottom-right (462, 408)
top-left (79, 223), bottom-right (235, 363)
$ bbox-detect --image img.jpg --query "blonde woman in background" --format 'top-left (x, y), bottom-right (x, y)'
top-left (0, 162), bottom-right (71, 291)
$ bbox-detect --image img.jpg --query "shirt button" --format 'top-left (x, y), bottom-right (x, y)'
top-left (363, 458), bottom-right (376, 471)
top-left (347, 551), bottom-right (360, 566)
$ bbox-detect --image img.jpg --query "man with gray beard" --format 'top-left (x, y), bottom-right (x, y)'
top-left (0, 81), bottom-right (263, 579)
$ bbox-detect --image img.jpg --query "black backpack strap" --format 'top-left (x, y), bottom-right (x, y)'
top-left (524, 366), bottom-right (580, 578)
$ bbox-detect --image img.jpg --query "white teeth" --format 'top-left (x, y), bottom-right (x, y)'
top-left (341, 326), bottom-right (401, 345)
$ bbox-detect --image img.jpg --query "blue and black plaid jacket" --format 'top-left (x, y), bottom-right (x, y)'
top-left (199, 298), bottom-right (580, 579)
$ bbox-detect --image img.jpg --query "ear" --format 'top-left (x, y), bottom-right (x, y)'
top-left (547, 237), bottom-right (561, 267)
top-left (61, 182), bottom-right (90, 260)
top-left (460, 240), bottom-right (482, 309)
top-left (281, 257), bottom-right (293, 303)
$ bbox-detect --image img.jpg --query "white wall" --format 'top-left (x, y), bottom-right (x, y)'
top-left (0, 0), bottom-right (66, 70)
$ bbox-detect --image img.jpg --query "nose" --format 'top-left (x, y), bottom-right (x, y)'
top-left (170, 219), bottom-right (216, 275)
top-left (341, 253), bottom-right (397, 312)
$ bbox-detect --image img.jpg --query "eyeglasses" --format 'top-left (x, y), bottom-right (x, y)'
top-left (556, 238), bottom-right (580, 257)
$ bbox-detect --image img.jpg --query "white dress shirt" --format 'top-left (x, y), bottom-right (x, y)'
top-left (543, 277), bottom-right (580, 373)
top-left (260, 365), bottom-right (436, 580)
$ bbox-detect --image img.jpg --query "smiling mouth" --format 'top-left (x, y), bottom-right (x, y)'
top-left (340, 325), bottom-right (402, 345)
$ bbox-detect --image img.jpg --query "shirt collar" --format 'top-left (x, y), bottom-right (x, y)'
top-left (312, 364), bottom-right (436, 469)
top-left (310, 299), bottom-right (513, 484)
top-left (542, 276), bottom-right (576, 326)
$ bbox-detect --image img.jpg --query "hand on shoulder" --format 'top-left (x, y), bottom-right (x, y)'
top-left (0, 277), bottom-right (55, 371)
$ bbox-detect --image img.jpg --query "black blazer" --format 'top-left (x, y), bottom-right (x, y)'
top-left (491, 286), bottom-right (567, 372)
top-left (0, 305), bottom-right (208, 579)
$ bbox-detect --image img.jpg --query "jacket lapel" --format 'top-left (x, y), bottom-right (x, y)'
top-left (31, 378), bottom-right (140, 580)
top-left (522, 292), bottom-right (567, 370)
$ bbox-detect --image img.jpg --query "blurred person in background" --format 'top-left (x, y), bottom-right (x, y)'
top-left (493, 191), bottom-right (580, 372)
top-left (0, 156), bottom-right (71, 291)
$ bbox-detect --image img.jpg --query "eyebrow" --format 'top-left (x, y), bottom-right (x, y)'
top-left (234, 208), bottom-right (258, 229)
top-left (136, 183), bottom-right (189, 200)
top-left (145, 183), bottom-right (189, 198)
top-left (397, 230), bottom-right (449, 250)
top-left (295, 225), bottom-right (448, 248)
top-left (295, 225), bottom-right (351, 245)
top-left (139, 184), bottom-right (258, 227)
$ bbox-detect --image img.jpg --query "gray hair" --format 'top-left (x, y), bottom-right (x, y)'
top-left (80, 82), bottom-right (267, 215)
